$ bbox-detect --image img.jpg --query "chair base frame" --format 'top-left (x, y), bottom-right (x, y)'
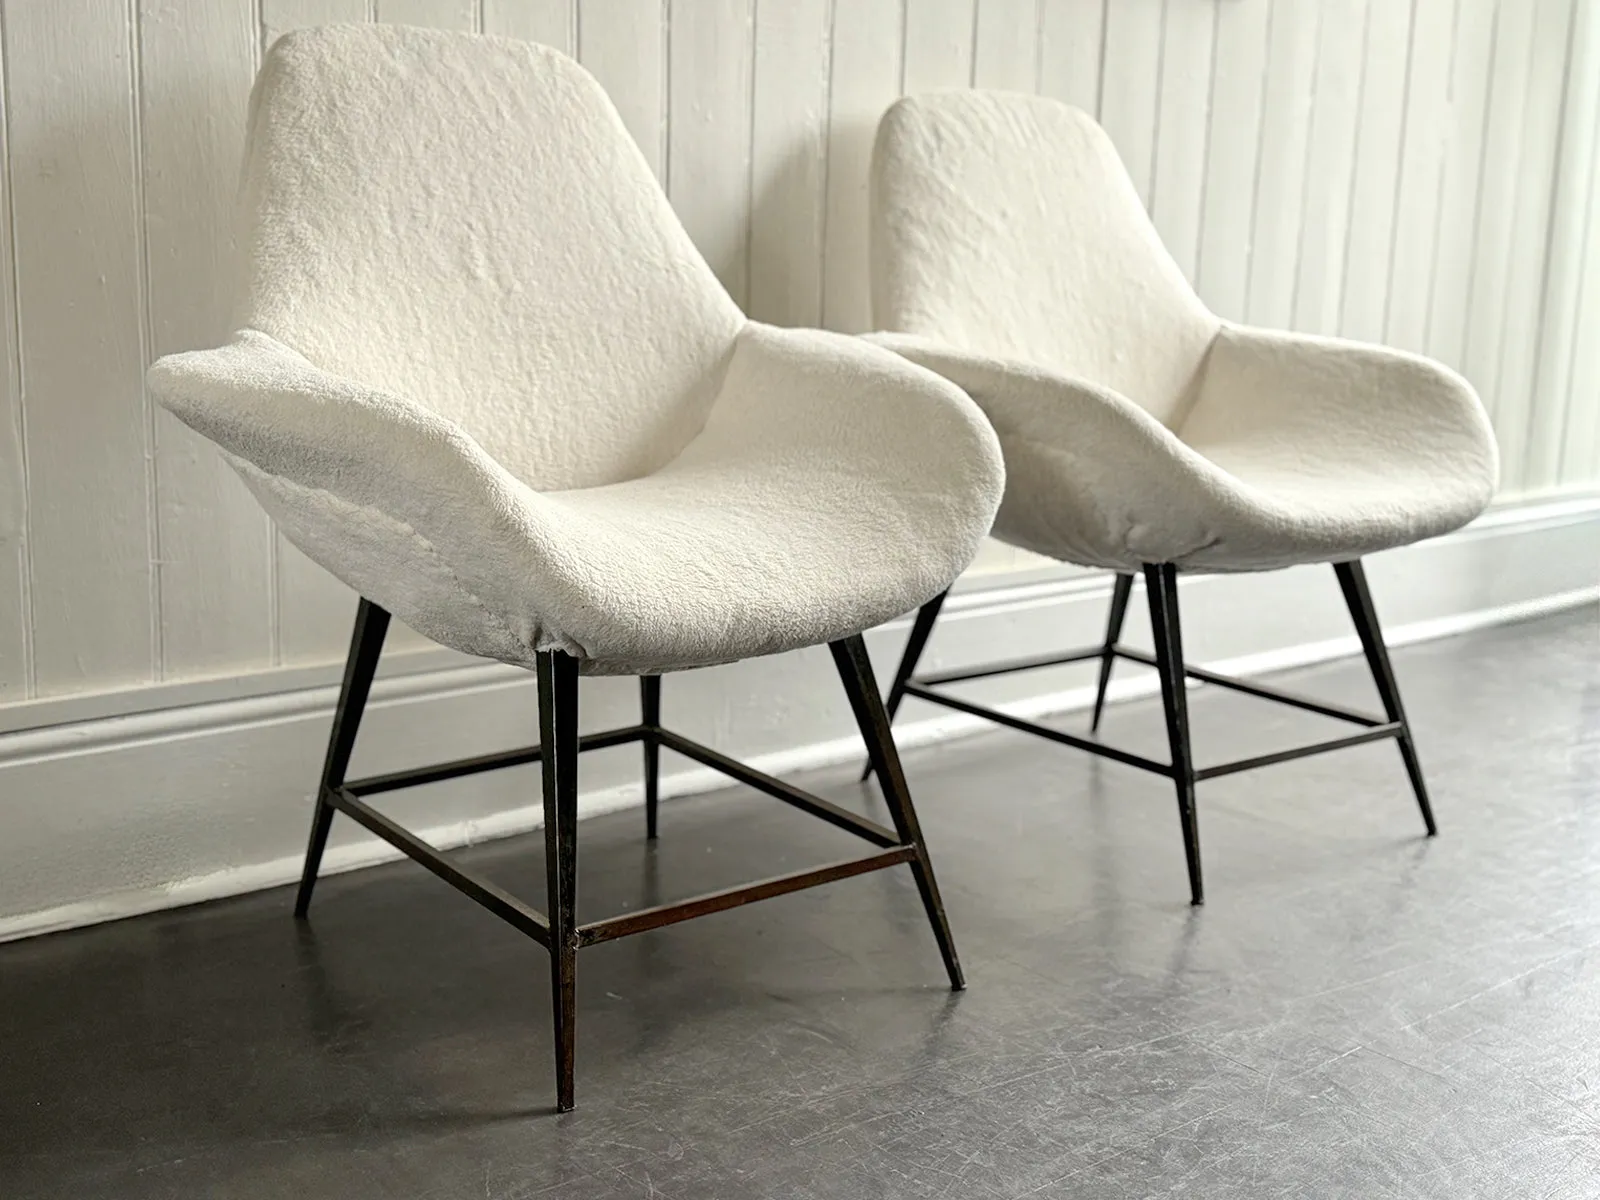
top-left (294, 599), bottom-right (963, 1113)
top-left (868, 559), bottom-right (1436, 907)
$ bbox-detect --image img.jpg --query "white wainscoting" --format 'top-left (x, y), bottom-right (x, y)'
top-left (2, 495), bottom-right (1594, 941)
top-left (3, 0), bottom-right (1600, 707)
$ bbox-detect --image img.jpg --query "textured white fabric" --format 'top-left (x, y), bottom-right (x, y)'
top-left (237, 23), bottom-right (742, 490)
top-left (150, 26), bottom-right (1003, 674)
top-left (870, 92), bottom-right (1497, 573)
top-left (872, 91), bottom-right (1219, 429)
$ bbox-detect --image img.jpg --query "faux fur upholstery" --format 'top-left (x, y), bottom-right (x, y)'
top-left (149, 26), bottom-right (1003, 674)
top-left (870, 92), bottom-right (1497, 573)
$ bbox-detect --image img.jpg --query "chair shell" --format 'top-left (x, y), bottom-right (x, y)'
top-left (869, 90), bottom-right (1496, 574)
top-left (151, 26), bottom-right (1005, 675)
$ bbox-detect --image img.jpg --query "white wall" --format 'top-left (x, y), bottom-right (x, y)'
top-left (0, 1), bottom-right (1598, 937)
top-left (0, 0), bottom-right (1598, 709)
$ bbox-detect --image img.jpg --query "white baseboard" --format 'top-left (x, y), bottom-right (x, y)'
top-left (1, 494), bottom-right (1595, 943)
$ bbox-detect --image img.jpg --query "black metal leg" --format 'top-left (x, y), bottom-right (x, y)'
top-left (1334, 560), bottom-right (1438, 836)
top-left (294, 598), bottom-right (390, 918)
top-left (641, 675), bottom-right (661, 840)
top-left (832, 635), bottom-right (964, 990)
top-left (1145, 564), bottom-right (1203, 906)
top-left (537, 650), bottom-right (581, 1112)
top-left (1092, 573), bottom-right (1136, 732)
top-left (860, 591), bottom-right (948, 782)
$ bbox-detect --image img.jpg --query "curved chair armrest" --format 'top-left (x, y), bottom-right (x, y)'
top-left (576, 322), bottom-right (1008, 608)
top-left (863, 332), bottom-right (1249, 565)
top-left (150, 330), bottom-right (525, 518)
top-left (1184, 324), bottom-right (1499, 503)
top-left (152, 326), bottom-right (1007, 671)
top-left (687, 323), bottom-right (1004, 513)
top-left (863, 332), bottom-right (1183, 449)
top-left (149, 330), bottom-right (561, 660)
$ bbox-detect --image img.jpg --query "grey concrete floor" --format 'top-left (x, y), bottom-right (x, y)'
top-left (2, 607), bottom-right (1598, 1199)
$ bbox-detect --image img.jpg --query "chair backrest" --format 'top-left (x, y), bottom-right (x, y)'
top-left (871, 91), bottom-right (1219, 428)
top-left (238, 24), bottom-right (744, 490)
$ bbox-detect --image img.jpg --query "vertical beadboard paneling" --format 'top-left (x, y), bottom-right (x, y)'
top-left (1560, 106), bottom-right (1600, 486)
top-left (668, 0), bottom-right (755, 308)
top-left (1338, 0), bottom-right (1414, 344)
top-left (262, 0), bottom-right (367, 48)
top-left (748, 0), bottom-right (830, 327)
top-left (577, 0), bottom-right (666, 177)
top-left (139, 0), bottom-right (273, 678)
top-left (375, 0), bottom-right (477, 28)
top-left (6, 0), bottom-right (154, 695)
top-left (1037, 0), bottom-right (1105, 114)
top-left (1461, 0), bottom-right (1536, 432)
top-left (1243, 0), bottom-right (1319, 327)
top-left (1291, 0), bottom-right (1367, 334)
top-left (1196, 0), bottom-right (1270, 319)
top-left (823, 0), bottom-right (902, 332)
top-left (4, 0), bottom-right (1600, 707)
top-left (1150, 0), bottom-right (1216, 279)
top-left (1526, 0), bottom-right (1600, 488)
top-left (0, 33), bottom-right (29, 702)
top-left (1493, 0), bottom-right (1577, 491)
top-left (904, 0), bottom-right (975, 92)
top-left (1384, 0), bottom-right (1455, 353)
top-left (972, 0), bottom-right (1039, 89)
top-left (483, 0), bottom-right (572, 48)
top-left (1423, 0), bottom-right (1495, 368)
top-left (1097, 0), bottom-right (1164, 204)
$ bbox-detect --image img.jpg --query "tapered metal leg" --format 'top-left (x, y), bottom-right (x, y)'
top-left (1334, 560), bottom-right (1438, 836)
top-left (641, 675), bottom-right (661, 840)
top-left (537, 650), bottom-right (581, 1112)
top-left (860, 592), bottom-right (949, 782)
top-left (1145, 564), bottom-right (1203, 906)
top-left (294, 599), bottom-right (390, 918)
top-left (1092, 573), bottom-right (1136, 732)
top-left (832, 635), bottom-right (964, 990)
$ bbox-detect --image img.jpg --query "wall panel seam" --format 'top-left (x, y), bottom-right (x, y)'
top-left (1522, 0), bottom-right (1584, 484)
top-left (1490, 0), bottom-right (1566, 431)
top-left (0, 12), bottom-right (35, 698)
top-left (1191, 0), bottom-right (1225, 289)
top-left (128, 0), bottom-right (163, 682)
top-left (1146, 0), bottom-right (1170, 204)
top-left (967, 0), bottom-right (980, 88)
top-left (1380, 0), bottom-right (1424, 337)
top-left (818, 0), bottom-right (839, 319)
top-left (1031, 0), bottom-right (1043, 93)
top-left (660, 0), bottom-right (672, 192)
top-left (1421, 0), bottom-right (1468, 349)
top-left (744, 0), bottom-right (760, 307)
top-left (1093, 0), bottom-right (1110, 119)
top-left (1287, 0), bottom-right (1330, 331)
top-left (1455, 0), bottom-right (1502, 363)
top-left (1554, 53), bottom-right (1600, 476)
top-left (1241, 0), bottom-right (1280, 316)
top-left (1335, 0), bottom-right (1379, 341)
top-left (897, 0), bottom-right (906, 94)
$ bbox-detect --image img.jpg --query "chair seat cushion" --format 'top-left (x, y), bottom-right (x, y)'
top-left (153, 324), bottom-right (1004, 674)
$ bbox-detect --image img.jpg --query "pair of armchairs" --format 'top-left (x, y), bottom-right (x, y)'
top-left (150, 27), bottom-right (1497, 1110)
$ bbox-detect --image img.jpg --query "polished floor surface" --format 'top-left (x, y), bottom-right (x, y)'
top-left (2, 607), bottom-right (1597, 1198)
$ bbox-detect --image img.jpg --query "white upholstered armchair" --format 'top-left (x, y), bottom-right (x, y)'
top-left (148, 26), bottom-right (1003, 1111)
top-left (865, 91), bottom-right (1498, 905)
